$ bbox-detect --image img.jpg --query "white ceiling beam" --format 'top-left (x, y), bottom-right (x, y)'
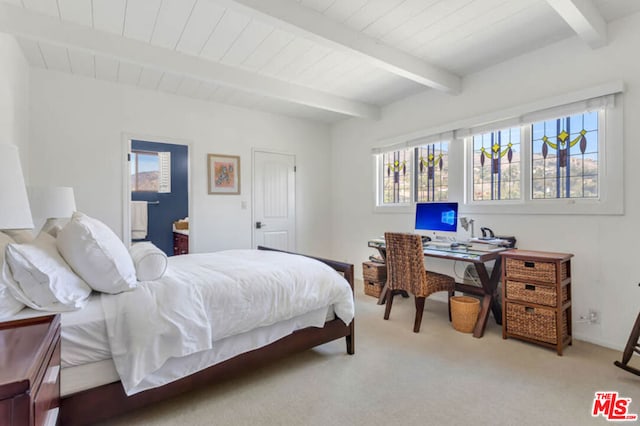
top-left (546, 0), bottom-right (607, 49)
top-left (0, 3), bottom-right (379, 120)
top-left (213, 0), bottom-right (461, 94)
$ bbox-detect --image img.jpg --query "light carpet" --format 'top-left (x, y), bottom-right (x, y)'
top-left (99, 285), bottom-right (640, 426)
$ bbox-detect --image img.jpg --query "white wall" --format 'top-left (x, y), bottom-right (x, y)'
top-left (0, 34), bottom-right (29, 170)
top-left (331, 12), bottom-right (640, 350)
top-left (28, 69), bottom-right (333, 257)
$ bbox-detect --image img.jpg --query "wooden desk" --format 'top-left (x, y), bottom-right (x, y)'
top-left (369, 240), bottom-right (504, 338)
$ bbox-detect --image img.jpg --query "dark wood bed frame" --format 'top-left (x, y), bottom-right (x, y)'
top-left (60, 246), bottom-right (355, 426)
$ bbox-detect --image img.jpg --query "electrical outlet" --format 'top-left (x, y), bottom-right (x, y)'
top-left (578, 309), bottom-right (600, 324)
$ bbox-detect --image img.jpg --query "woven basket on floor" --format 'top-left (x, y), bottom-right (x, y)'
top-left (450, 296), bottom-right (480, 333)
top-left (362, 262), bottom-right (387, 282)
top-left (363, 281), bottom-right (383, 298)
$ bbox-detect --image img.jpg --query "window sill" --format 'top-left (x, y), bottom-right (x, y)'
top-left (462, 197), bottom-right (622, 215)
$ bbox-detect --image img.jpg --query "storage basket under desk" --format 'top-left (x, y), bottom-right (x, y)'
top-left (501, 249), bottom-right (574, 355)
top-left (362, 261), bottom-right (386, 298)
top-left (362, 261), bottom-right (387, 282)
top-left (363, 281), bottom-right (383, 298)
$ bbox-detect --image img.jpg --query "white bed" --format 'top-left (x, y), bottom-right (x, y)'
top-left (11, 249), bottom-right (354, 397)
top-left (0, 211), bottom-right (355, 425)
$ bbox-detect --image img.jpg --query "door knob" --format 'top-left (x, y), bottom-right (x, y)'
top-left (256, 221), bottom-right (266, 229)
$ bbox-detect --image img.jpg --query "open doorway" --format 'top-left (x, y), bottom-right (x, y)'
top-left (127, 139), bottom-right (189, 256)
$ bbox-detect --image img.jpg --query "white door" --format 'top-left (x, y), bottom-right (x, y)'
top-left (252, 151), bottom-right (296, 251)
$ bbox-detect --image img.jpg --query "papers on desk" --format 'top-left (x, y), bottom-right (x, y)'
top-left (465, 238), bottom-right (510, 252)
top-left (469, 237), bottom-right (511, 246)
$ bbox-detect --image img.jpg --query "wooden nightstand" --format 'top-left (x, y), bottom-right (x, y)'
top-left (0, 315), bottom-right (61, 426)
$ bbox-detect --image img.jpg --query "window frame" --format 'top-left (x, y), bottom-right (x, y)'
top-left (463, 105), bottom-right (620, 215)
top-left (468, 126), bottom-right (525, 204)
top-left (131, 150), bottom-right (159, 192)
top-left (373, 83), bottom-right (623, 216)
top-left (374, 141), bottom-right (452, 213)
top-left (375, 153), bottom-right (413, 213)
top-left (130, 149), bottom-right (172, 194)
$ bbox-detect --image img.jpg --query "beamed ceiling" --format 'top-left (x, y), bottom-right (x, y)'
top-left (1, 0), bottom-right (638, 123)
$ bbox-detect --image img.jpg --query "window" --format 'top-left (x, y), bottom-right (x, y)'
top-left (468, 110), bottom-right (600, 204)
top-left (416, 142), bottom-right (449, 202)
top-left (378, 141), bottom-right (449, 206)
top-left (531, 111), bottom-right (598, 199)
top-left (472, 128), bottom-right (521, 201)
top-left (373, 83), bottom-right (622, 215)
top-left (131, 150), bottom-right (171, 193)
top-left (381, 149), bottom-right (412, 204)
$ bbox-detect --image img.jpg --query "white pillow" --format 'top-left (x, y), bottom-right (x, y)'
top-left (0, 231), bottom-right (25, 318)
top-left (57, 212), bottom-right (137, 294)
top-left (129, 242), bottom-right (168, 281)
top-left (4, 232), bottom-right (91, 311)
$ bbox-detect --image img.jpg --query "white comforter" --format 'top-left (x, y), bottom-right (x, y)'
top-left (101, 249), bottom-right (354, 395)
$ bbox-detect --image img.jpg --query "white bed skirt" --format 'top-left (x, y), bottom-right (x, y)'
top-left (61, 306), bottom-right (336, 396)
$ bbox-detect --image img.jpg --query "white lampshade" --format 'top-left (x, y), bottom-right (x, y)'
top-left (0, 144), bottom-right (34, 230)
top-left (28, 186), bottom-right (77, 221)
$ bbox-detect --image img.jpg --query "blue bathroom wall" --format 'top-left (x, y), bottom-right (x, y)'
top-left (131, 140), bottom-right (188, 256)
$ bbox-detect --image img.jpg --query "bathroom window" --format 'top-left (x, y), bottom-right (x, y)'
top-left (130, 151), bottom-right (171, 193)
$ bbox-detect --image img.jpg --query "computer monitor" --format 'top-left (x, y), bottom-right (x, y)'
top-left (414, 202), bottom-right (459, 240)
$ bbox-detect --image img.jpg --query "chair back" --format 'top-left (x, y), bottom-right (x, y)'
top-left (384, 232), bottom-right (427, 295)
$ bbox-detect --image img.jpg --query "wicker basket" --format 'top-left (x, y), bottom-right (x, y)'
top-left (363, 281), bottom-right (383, 298)
top-left (362, 262), bottom-right (387, 283)
top-left (505, 258), bottom-right (567, 284)
top-left (505, 281), bottom-right (569, 307)
top-left (450, 296), bottom-right (480, 333)
top-left (506, 303), bottom-right (568, 344)
top-left (173, 221), bottom-right (189, 230)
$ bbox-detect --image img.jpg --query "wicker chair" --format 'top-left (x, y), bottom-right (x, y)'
top-left (383, 232), bottom-right (456, 333)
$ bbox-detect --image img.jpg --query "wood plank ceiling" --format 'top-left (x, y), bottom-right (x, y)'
top-left (1, 0), bottom-right (639, 123)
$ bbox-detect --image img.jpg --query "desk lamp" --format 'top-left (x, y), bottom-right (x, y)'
top-left (28, 186), bottom-right (76, 235)
top-left (0, 144), bottom-right (34, 231)
top-left (459, 217), bottom-right (475, 238)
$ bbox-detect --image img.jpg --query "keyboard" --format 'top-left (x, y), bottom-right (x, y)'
top-left (425, 241), bottom-right (453, 249)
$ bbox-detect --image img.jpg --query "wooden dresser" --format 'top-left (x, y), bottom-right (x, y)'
top-left (501, 250), bottom-right (573, 355)
top-left (0, 315), bottom-right (61, 426)
top-left (173, 232), bottom-right (189, 255)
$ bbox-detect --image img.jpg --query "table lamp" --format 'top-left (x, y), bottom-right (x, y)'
top-left (459, 217), bottom-right (475, 238)
top-left (27, 186), bottom-right (76, 234)
top-left (0, 144), bottom-right (34, 231)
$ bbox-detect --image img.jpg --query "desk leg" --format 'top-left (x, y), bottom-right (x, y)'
top-left (375, 247), bottom-right (389, 305)
top-left (488, 260), bottom-right (502, 325)
top-left (471, 261), bottom-right (502, 338)
top-left (474, 294), bottom-right (493, 338)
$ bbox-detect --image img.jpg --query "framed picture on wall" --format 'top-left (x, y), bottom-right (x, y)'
top-left (208, 154), bottom-right (240, 195)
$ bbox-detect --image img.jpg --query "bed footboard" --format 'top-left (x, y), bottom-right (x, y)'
top-left (257, 245), bottom-right (355, 355)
